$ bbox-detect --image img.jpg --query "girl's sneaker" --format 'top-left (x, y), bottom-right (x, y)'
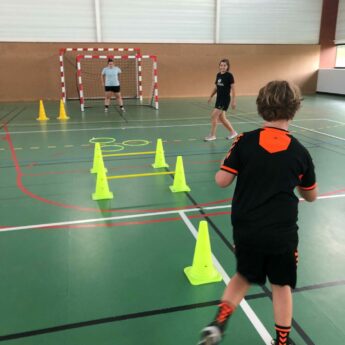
top-left (204, 135), bottom-right (217, 141)
top-left (226, 132), bottom-right (238, 140)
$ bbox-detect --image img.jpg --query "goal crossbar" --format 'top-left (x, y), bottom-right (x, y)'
top-left (59, 47), bottom-right (141, 103)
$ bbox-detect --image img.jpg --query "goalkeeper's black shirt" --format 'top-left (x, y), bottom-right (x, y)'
top-left (221, 127), bottom-right (317, 253)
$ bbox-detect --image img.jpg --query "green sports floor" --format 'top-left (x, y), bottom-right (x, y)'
top-left (0, 95), bottom-right (344, 345)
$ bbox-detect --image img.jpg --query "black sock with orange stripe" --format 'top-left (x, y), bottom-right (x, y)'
top-left (213, 301), bottom-right (235, 333)
top-left (275, 324), bottom-right (291, 345)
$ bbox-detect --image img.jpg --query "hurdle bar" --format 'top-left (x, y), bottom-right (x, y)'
top-left (107, 171), bottom-right (175, 180)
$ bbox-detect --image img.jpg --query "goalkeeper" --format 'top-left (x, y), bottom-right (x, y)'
top-left (101, 58), bottom-right (125, 112)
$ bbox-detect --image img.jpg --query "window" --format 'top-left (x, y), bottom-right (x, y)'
top-left (335, 45), bottom-right (345, 67)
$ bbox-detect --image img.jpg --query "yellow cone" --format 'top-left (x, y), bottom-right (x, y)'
top-left (152, 138), bottom-right (169, 168)
top-left (91, 142), bottom-right (108, 174)
top-left (92, 168), bottom-right (113, 201)
top-left (37, 100), bottom-right (49, 121)
top-left (169, 156), bottom-right (191, 192)
top-left (184, 221), bottom-right (222, 285)
top-left (57, 99), bottom-right (70, 120)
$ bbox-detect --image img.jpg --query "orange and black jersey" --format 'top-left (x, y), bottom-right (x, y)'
top-left (221, 127), bottom-right (317, 253)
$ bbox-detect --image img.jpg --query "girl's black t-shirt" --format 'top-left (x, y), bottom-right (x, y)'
top-left (215, 72), bottom-right (234, 100)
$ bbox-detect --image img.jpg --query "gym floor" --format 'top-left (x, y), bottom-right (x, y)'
top-left (0, 94), bottom-right (344, 345)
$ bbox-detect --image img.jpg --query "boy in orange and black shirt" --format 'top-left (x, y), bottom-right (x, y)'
top-left (198, 81), bottom-right (317, 345)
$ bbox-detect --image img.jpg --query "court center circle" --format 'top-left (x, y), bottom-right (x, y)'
top-left (89, 137), bottom-right (116, 145)
top-left (122, 140), bottom-right (150, 147)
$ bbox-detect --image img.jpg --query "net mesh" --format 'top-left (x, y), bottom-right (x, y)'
top-left (78, 56), bottom-right (156, 108)
top-left (81, 58), bottom-right (138, 99)
top-left (62, 49), bottom-right (140, 100)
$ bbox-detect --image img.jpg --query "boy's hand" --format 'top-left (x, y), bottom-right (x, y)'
top-left (231, 100), bottom-right (236, 110)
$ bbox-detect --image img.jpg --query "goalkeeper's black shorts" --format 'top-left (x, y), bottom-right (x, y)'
top-left (105, 86), bottom-right (120, 93)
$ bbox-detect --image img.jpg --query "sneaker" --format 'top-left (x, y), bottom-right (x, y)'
top-left (226, 132), bottom-right (238, 140)
top-left (120, 107), bottom-right (126, 112)
top-left (204, 135), bottom-right (217, 142)
top-left (271, 339), bottom-right (296, 345)
top-left (198, 323), bottom-right (223, 345)
top-left (104, 107), bottom-right (108, 112)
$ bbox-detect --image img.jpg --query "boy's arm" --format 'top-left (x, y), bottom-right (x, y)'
top-left (297, 186), bottom-right (318, 202)
top-left (298, 151), bottom-right (317, 202)
top-left (215, 170), bottom-right (236, 188)
top-left (101, 73), bottom-right (105, 86)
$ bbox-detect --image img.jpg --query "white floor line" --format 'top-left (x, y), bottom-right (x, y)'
top-left (0, 208), bottom-right (200, 233)
top-left (0, 193), bottom-right (344, 233)
top-left (6, 122), bottom-right (260, 135)
top-left (201, 204), bottom-right (231, 211)
top-left (315, 193), bottom-right (345, 200)
top-left (290, 123), bottom-right (345, 141)
top-left (5, 118), bottom-right (339, 135)
top-left (178, 211), bottom-right (272, 344)
top-left (320, 118), bottom-right (345, 125)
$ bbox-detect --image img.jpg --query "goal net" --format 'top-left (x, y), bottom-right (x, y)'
top-left (76, 54), bottom-right (159, 111)
top-left (59, 47), bottom-right (141, 102)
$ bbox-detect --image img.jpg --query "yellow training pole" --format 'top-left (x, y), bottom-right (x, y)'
top-left (103, 151), bottom-right (155, 158)
top-left (107, 171), bottom-right (175, 180)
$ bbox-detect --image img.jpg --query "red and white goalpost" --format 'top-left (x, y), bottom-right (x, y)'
top-left (76, 54), bottom-right (159, 111)
top-left (59, 47), bottom-right (141, 103)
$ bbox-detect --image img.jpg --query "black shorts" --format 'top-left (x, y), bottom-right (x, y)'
top-left (235, 245), bottom-right (298, 288)
top-left (215, 97), bottom-right (230, 111)
top-left (105, 86), bottom-right (120, 93)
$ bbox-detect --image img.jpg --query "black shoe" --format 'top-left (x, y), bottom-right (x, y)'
top-left (271, 339), bottom-right (296, 345)
top-left (198, 323), bottom-right (223, 345)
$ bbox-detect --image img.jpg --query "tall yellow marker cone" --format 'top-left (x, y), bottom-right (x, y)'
top-left (169, 156), bottom-right (191, 192)
top-left (90, 143), bottom-right (108, 174)
top-left (57, 99), bottom-right (70, 120)
top-left (184, 221), bottom-right (222, 285)
top-left (152, 138), bottom-right (169, 168)
top-left (37, 100), bottom-right (49, 121)
top-left (92, 168), bottom-right (113, 201)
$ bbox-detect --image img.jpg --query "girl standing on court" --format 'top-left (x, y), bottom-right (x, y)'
top-left (101, 58), bottom-right (125, 112)
top-left (205, 59), bottom-right (237, 141)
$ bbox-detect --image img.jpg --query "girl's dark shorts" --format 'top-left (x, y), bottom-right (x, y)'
top-left (235, 245), bottom-right (299, 288)
top-left (105, 86), bottom-right (120, 93)
top-left (215, 97), bottom-right (230, 111)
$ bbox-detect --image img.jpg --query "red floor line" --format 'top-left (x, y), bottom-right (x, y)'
top-left (3, 124), bottom-right (232, 214)
top-left (319, 187), bottom-right (345, 196)
top-left (4, 124), bottom-right (344, 215)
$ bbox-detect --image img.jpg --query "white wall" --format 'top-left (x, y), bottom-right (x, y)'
top-left (0, 0), bottom-right (96, 42)
top-left (0, 0), bottom-right (323, 44)
top-left (317, 69), bottom-right (345, 95)
top-left (336, 0), bottom-right (345, 44)
top-left (220, 0), bottom-right (323, 44)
